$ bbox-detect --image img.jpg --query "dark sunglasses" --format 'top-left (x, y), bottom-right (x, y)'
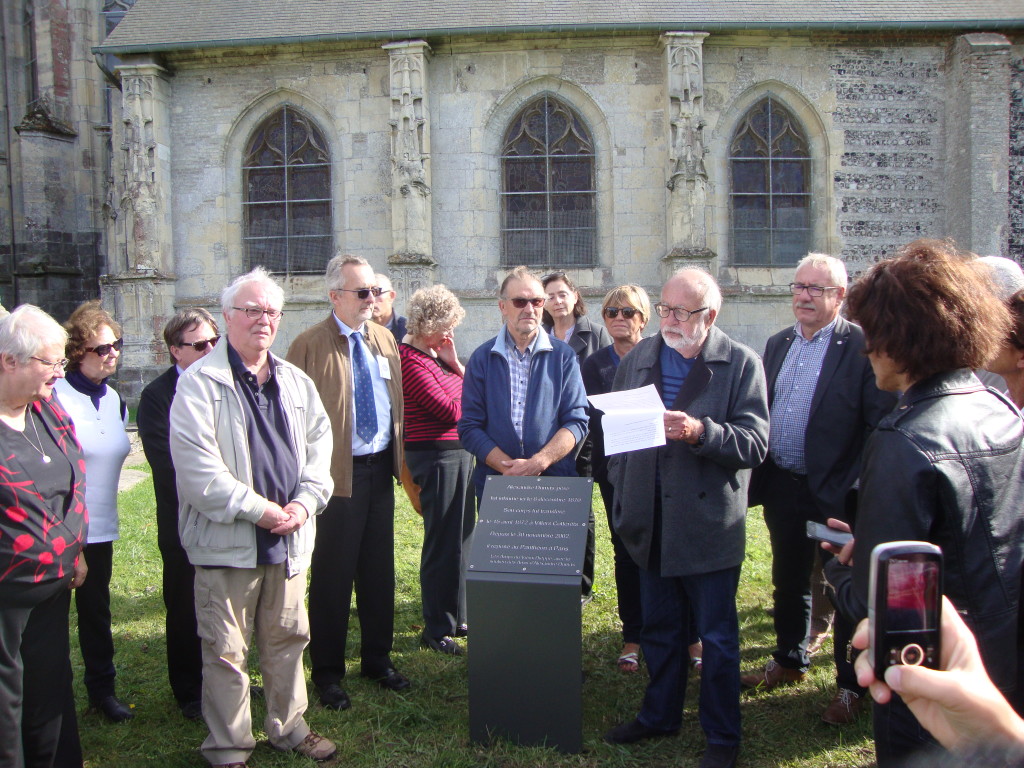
top-left (337, 287), bottom-right (384, 299)
top-left (505, 297), bottom-right (545, 308)
top-left (604, 307), bottom-right (640, 319)
top-left (180, 335), bottom-right (220, 352)
top-left (87, 338), bottom-right (124, 356)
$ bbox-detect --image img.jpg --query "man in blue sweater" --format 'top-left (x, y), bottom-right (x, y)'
top-left (458, 266), bottom-right (588, 499)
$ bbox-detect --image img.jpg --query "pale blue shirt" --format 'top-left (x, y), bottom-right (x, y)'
top-left (768, 318), bottom-right (836, 474)
top-left (333, 313), bottom-right (393, 455)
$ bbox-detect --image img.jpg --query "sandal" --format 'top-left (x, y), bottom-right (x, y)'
top-left (617, 651), bottom-right (641, 673)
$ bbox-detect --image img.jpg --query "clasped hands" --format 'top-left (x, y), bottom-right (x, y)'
top-left (257, 501), bottom-right (309, 536)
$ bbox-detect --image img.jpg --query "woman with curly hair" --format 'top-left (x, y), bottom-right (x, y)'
top-left (400, 285), bottom-right (475, 655)
top-left (54, 300), bottom-right (133, 722)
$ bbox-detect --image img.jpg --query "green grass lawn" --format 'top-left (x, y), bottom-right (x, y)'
top-left (70, 464), bottom-right (875, 767)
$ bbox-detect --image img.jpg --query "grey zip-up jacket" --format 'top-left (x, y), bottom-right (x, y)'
top-left (170, 340), bottom-right (334, 576)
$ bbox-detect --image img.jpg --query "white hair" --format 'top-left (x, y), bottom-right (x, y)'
top-left (796, 253), bottom-right (848, 290)
top-left (0, 305), bottom-right (68, 363)
top-left (670, 268), bottom-right (722, 314)
top-left (978, 256), bottom-right (1024, 301)
top-left (220, 266), bottom-right (284, 312)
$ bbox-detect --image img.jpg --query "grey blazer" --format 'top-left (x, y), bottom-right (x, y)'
top-left (607, 326), bottom-right (769, 577)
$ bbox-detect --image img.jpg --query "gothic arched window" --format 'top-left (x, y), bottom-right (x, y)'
top-left (23, 0), bottom-right (38, 107)
top-left (501, 96), bottom-right (596, 267)
top-left (730, 97), bottom-right (810, 266)
top-left (242, 106), bottom-right (332, 274)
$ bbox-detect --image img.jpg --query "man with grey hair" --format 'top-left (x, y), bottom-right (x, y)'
top-left (371, 273), bottom-right (407, 342)
top-left (170, 267), bottom-right (336, 766)
top-left (137, 307), bottom-right (220, 720)
top-left (743, 253), bottom-right (896, 725)
top-left (603, 268), bottom-right (768, 768)
top-left (287, 254), bottom-right (408, 712)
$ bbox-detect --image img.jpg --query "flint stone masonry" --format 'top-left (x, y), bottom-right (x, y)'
top-left (844, 130), bottom-right (933, 147)
top-left (831, 46), bottom-right (946, 273)
top-left (1010, 55), bottom-right (1024, 261)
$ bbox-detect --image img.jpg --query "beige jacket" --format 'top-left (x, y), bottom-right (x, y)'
top-left (286, 314), bottom-right (404, 497)
top-left (169, 340), bottom-right (334, 576)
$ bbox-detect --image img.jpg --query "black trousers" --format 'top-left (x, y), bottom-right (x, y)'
top-left (760, 459), bottom-right (861, 690)
top-left (0, 587), bottom-right (76, 768)
top-left (73, 542), bottom-right (117, 702)
top-left (159, 540), bottom-right (202, 706)
top-left (405, 448), bottom-right (475, 639)
top-left (308, 453), bottom-right (396, 689)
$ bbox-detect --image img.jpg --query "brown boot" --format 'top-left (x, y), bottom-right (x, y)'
top-left (821, 688), bottom-right (864, 725)
top-left (740, 659), bottom-right (805, 689)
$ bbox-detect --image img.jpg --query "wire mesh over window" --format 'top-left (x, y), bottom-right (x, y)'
top-left (501, 96), bottom-right (596, 267)
top-left (243, 106), bottom-right (332, 274)
top-left (730, 97), bottom-right (811, 266)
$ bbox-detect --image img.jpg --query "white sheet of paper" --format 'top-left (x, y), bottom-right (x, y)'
top-left (587, 383), bottom-right (664, 413)
top-left (587, 384), bottom-right (666, 455)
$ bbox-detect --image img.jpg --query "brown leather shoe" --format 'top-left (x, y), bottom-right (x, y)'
top-left (740, 659), bottom-right (805, 689)
top-left (821, 687), bottom-right (864, 725)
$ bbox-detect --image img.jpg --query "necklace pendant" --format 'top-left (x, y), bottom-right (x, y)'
top-left (41, 455), bottom-right (51, 463)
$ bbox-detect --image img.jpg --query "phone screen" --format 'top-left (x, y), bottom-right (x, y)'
top-left (886, 555), bottom-right (940, 633)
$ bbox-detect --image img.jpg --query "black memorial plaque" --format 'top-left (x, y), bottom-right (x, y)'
top-left (467, 474), bottom-right (593, 753)
top-left (469, 475), bottom-right (592, 576)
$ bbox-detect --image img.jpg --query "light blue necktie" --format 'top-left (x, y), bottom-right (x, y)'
top-left (350, 331), bottom-right (378, 443)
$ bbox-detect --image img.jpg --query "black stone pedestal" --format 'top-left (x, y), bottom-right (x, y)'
top-left (467, 571), bottom-right (582, 753)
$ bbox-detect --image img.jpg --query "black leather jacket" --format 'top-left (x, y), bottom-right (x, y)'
top-left (826, 369), bottom-right (1024, 692)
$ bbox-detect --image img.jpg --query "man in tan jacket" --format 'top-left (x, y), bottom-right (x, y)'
top-left (287, 254), bottom-right (406, 712)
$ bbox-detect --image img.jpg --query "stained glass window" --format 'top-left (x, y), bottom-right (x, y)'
top-left (730, 97), bottom-right (810, 266)
top-left (501, 96), bottom-right (596, 266)
top-left (242, 107), bottom-right (332, 274)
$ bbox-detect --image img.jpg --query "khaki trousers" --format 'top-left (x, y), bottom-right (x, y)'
top-left (194, 563), bottom-right (311, 765)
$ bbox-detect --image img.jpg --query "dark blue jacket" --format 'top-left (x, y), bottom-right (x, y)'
top-left (458, 328), bottom-right (588, 496)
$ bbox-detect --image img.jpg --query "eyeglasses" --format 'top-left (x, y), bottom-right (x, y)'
top-left (86, 338), bottom-right (124, 356)
top-left (336, 287), bottom-right (384, 300)
top-left (504, 297), bottom-right (545, 309)
top-left (232, 306), bottom-right (283, 320)
top-left (654, 303), bottom-right (707, 322)
top-left (179, 335), bottom-right (219, 352)
top-left (604, 307), bottom-right (641, 320)
top-left (30, 356), bottom-right (69, 372)
top-left (790, 283), bottom-right (840, 297)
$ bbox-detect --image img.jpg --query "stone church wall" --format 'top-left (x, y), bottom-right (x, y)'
top-left (142, 30), bottom-right (1014, 380)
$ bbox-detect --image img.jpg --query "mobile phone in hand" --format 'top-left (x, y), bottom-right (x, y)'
top-left (806, 520), bottom-right (853, 548)
top-left (868, 541), bottom-right (943, 672)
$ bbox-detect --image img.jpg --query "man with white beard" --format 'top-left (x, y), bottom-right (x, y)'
top-left (603, 268), bottom-right (768, 768)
